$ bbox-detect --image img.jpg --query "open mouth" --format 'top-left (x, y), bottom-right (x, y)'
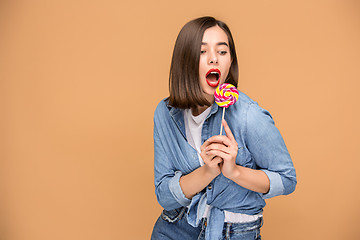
top-left (206, 69), bottom-right (221, 87)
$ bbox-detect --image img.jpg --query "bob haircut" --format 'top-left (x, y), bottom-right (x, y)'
top-left (167, 16), bottom-right (239, 109)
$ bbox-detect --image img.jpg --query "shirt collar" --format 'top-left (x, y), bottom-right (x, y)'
top-left (166, 101), bottom-right (219, 140)
top-left (167, 101), bottom-right (219, 121)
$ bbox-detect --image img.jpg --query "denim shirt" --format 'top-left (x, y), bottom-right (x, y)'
top-left (153, 91), bottom-right (297, 240)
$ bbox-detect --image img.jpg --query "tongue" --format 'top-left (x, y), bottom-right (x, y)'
top-left (206, 74), bottom-right (218, 82)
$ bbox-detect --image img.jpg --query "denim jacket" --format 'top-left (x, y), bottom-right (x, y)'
top-left (153, 91), bottom-right (297, 240)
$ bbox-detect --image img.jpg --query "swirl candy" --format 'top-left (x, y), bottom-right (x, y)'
top-left (214, 83), bottom-right (239, 108)
top-left (214, 83), bottom-right (239, 135)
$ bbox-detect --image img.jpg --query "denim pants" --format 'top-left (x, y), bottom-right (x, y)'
top-left (151, 207), bottom-right (262, 240)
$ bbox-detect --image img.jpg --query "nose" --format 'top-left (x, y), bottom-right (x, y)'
top-left (208, 52), bottom-right (218, 64)
top-left (209, 57), bottom-right (218, 64)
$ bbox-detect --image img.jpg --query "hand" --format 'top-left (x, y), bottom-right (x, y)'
top-left (204, 119), bottom-right (239, 180)
top-left (200, 141), bottom-right (223, 178)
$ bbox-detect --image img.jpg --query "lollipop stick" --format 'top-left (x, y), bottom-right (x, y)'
top-left (220, 107), bottom-right (226, 135)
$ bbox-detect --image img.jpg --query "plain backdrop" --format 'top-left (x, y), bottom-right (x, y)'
top-left (1, 0), bottom-right (359, 239)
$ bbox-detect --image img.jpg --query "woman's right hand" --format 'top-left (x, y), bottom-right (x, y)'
top-left (200, 140), bottom-right (223, 177)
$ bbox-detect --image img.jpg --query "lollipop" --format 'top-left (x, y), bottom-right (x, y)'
top-left (214, 83), bottom-right (239, 135)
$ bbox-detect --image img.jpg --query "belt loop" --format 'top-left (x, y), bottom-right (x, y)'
top-left (178, 206), bottom-right (186, 220)
top-left (225, 223), bottom-right (231, 239)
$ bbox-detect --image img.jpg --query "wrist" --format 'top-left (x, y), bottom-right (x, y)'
top-left (227, 165), bottom-right (242, 181)
top-left (202, 164), bottom-right (220, 179)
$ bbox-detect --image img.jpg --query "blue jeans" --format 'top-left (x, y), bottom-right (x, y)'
top-left (151, 207), bottom-right (202, 239)
top-left (151, 207), bottom-right (262, 240)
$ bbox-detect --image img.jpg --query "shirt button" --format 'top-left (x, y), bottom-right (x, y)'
top-left (207, 185), bottom-right (212, 190)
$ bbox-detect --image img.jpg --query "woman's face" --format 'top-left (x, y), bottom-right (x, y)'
top-left (199, 25), bottom-right (232, 103)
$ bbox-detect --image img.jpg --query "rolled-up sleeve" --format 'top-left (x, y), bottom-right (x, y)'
top-left (169, 171), bottom-right (192, 206)
top-left (245, 103), bottom-right (297, 199)
top-left (153, 121), bottom-right (191, 210)
top-left (261, 169), bottom-right (285, 199)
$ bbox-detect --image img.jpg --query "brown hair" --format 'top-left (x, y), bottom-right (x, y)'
top-left (167, 16), bottom-right (239, 109)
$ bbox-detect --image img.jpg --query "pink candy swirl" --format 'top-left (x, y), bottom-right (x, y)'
top-left (214, 83), bottom-right (239, 108)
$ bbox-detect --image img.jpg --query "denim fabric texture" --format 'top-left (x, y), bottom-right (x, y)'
top-left (151, 207), bottom-right (202, 240)
top-left (151, 207), bottom-right (262, 240)
top-left (153, 91), bottom-right (297, 240)
top-left (198, 217), bottom-right (263, 240)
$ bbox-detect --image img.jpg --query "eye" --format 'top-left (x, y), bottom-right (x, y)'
top-left (200, 50), bottom-right (206, 54)
top-left (219, 51), bottom-right (227, 55)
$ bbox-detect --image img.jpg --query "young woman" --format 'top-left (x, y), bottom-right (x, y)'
top-left (151, 16), bottom-right (297, 240)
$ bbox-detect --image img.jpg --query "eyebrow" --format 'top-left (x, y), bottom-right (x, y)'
top-left (201, 42), bottom-right (229, 47)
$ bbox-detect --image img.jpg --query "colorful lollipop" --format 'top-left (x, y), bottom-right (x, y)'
top-left (214, 83), bottom-right (239, 135)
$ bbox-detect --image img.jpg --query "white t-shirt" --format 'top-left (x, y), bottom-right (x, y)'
top-left (184, 107), bottom-right (211, 165)
top-left (183, 107), bottom-right (262, 223)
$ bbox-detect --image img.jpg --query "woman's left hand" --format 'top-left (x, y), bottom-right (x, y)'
top-left (203, 119), bottom-right (239, 180)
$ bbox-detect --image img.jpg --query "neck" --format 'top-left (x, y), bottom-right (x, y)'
top-left (191, 102), bottom-right (214, 116)
top-left (191, 93), bottom-right (215, 116)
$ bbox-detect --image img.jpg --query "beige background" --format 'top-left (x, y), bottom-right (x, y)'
top-left (1, 0), bottom-right (359, 239)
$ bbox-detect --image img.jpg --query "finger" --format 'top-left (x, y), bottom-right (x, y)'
top-left (200, 151), bottom-right (208, 163)
top-left (200, 139), bottom-right (212, 151)
top-left (206, 150), bottom-right (229, 160)
top-left (211, 157), bottom-right (223, 165)
top-left (222, 119), bottom-right (236, 142)
top-left (200, 151), bottom-right (215, 163)
top-left (206, 143), bottom-right (229, 154)
top-left (207, 135), bottom-right (232, 147)
top-left (219, 161), bottom-right (224, 168)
